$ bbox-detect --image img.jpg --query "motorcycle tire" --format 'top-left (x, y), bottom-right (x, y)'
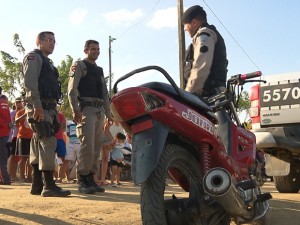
top-left (140, 143), bottom-right (230, 225)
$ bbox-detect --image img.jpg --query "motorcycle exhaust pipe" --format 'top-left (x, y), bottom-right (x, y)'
top-left (203, 168), bottom-right (249, 216)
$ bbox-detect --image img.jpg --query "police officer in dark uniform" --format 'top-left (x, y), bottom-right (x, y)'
top-left (23, 31), bottom-right (70, 197)
top-left (68, 40), bottom-right (113, 194)
top-left (182, 5), bottom-right (228, 97)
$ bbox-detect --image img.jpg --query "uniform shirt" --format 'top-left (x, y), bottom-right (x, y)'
top-left (15, 109), bottom-right (33, 139)
top-left (66, 120), bottom-right (80, 144)
top-left (23, 50), bottom-right (52, 108)
top-left (67, 59), bottom-right (112, 119)
top-left (185, 26), bottom-right (217, 95)
top-left (0, 99), bottom-right (11, 137)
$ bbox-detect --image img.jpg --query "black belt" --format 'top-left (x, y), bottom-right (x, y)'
top-left (80, 100), bottom-right (103, 109)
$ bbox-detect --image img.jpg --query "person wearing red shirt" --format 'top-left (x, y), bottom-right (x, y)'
top-left (15, 102), bottom-right (34, 182)
top-left (55, 110), bottom-right (67, 182)
top-left (0, 90), bottom-right (12, 185)
top-left (7, 97), bottom-right (23, 181)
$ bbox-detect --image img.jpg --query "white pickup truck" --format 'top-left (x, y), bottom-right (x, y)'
top-left (249, 72), bottom-right (300, 193)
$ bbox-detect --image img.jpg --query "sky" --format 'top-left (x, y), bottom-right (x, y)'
top-left (1, 0), bottom-right (300, 92)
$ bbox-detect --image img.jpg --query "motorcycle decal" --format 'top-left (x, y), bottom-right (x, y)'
top-left (182, 109), bottom-right (218, 137)
top-left (237, 127), bottom-right (255, 140)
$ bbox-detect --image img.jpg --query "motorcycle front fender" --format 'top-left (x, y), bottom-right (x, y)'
top-left (131, 120), bottom-right (170, 184)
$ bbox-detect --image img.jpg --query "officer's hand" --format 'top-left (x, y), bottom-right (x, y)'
top-left (70, 62), bottom-right (77, 73)
top-left (107, 118), bottom-right (114, 126)
top-left (34, 107), bottom-right (44, 122)
top-left (73, 110), bottom-right (82, 124)
top-left (104, 120), bottom-right (111, 131)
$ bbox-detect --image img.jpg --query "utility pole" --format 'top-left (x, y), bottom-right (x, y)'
top-left (109, 35), bottom-right (116, 97)
top-left (177, 0), bottom-right (185, 88)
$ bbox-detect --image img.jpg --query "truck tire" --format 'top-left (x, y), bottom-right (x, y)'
top-left (274, 166), bottom-right (300, 193)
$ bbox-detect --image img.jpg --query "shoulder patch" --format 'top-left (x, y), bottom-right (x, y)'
top-left (200, 45), bottom-right (208, 53)
top-left (199, 32), bottom-right (210, 43)
top-left (27, 55), bottom-right (35, 60)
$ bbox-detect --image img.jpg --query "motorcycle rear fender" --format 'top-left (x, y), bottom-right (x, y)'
top-left (131, 120), bottom-right (170, 184)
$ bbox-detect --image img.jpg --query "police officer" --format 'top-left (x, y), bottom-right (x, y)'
top-left (23, 31), bottom-right (70, 197)
top-left (68, 40), bottom-right (113, 194)
top-left (182, 5), bottom-right (228, 97)
top-left (183, 6), bottom-right (233, 153)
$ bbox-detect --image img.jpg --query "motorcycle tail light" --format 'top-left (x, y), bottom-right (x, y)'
top-left (111, 92), bottom-right (147, 121)
top-left (111, 91), bottom-right (165, 121)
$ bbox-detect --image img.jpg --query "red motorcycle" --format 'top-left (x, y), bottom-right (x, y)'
top-left (111, 66), bottom-right (271, 225)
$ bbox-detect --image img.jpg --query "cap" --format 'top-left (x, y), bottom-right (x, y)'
top-left (15, 97), bottom-right (22, 102)
top-left (182, 5), bottom-right (206, 24)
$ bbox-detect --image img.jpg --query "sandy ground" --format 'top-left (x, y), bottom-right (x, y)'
top-left (0, 180), bottom-right (300, 225)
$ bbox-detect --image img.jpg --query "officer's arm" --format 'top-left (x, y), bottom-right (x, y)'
top-left (185, 29), bottom-right (217, 94)
top-left (23, 53), bottom-right (43, 108)
top-left (67, 62), bottom-right (84, 113)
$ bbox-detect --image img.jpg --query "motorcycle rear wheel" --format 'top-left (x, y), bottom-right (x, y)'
top-left (140, 143), bottom-right (230, 225)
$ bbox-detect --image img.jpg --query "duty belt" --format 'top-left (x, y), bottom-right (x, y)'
top-left (80, 100), bottom-right (103, 109)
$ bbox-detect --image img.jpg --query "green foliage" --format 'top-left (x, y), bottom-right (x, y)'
top-left (0, 33), bottom-right (25, 99)
top-left (236, 90), bottom-right (250, 114)
top-left (57, 55), bottom-right (73, 119)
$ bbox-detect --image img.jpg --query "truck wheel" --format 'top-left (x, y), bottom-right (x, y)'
top-left (274, 166), bottom-right (300, 193)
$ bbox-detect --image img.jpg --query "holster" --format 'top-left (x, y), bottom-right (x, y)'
top-left (28, 118), bottom-right (54, 139)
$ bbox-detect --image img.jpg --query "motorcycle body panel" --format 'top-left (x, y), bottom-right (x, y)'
top-left (112, 86), bottom-right (256, 182)
top-left (131, 120), bottom-right (169, 184)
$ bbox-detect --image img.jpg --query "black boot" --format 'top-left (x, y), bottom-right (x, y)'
top-left (78, 175), bottom-right (97, 194)
top-left (41, 170), bottom-right (71, 197)
top-left (30, 164), bottom-right (43, 195)
top-left (87, 172), bottom-right (105, 192)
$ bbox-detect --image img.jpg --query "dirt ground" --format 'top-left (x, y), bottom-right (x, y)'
top-left (0, 180), bottom-right (300, 225)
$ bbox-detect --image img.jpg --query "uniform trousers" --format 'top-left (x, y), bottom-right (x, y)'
top-left (27, 107), bottom-right (57, 170)
top-left (76, 106), bottom-right (105, 176)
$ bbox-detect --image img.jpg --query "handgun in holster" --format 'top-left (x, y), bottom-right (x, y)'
top-left (28, 118), bottom-right (54, 139)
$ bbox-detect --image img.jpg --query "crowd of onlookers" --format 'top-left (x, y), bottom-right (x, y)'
top-left (0, 91), bottom-right (132, 187)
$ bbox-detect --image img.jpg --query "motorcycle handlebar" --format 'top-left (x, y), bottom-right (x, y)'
top-left (240, 71), bottom-right (262, 80)
top-left (228, 71), bottom-right (262, 85)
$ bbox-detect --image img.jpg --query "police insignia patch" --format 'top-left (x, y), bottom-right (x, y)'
top-left (200, 34), bottom-right (209, 43)
top-left (27, 55), bottom-right (35, 60)
top-left (200, 45), bottom-right (208, 53)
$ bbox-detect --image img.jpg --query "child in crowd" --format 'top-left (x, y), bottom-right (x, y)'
top-left (64, 120), bottom-right (81, 183)
top-left (110, 132), bottom-right (126, 187)
top-left (54, 110), bottom-right (67, 182)
top-left (98, 121), bottom-right (114, 185)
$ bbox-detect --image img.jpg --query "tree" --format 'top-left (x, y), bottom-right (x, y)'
top-left (56, 55), bottom-right (74, 119)
top-left (0, 34), bottom-right (25, 98)
top-left (236, 90), bottom-right (251, 122)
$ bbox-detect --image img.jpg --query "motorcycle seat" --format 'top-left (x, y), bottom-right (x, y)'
top-left (140, 82), bottom-right (217, 123)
